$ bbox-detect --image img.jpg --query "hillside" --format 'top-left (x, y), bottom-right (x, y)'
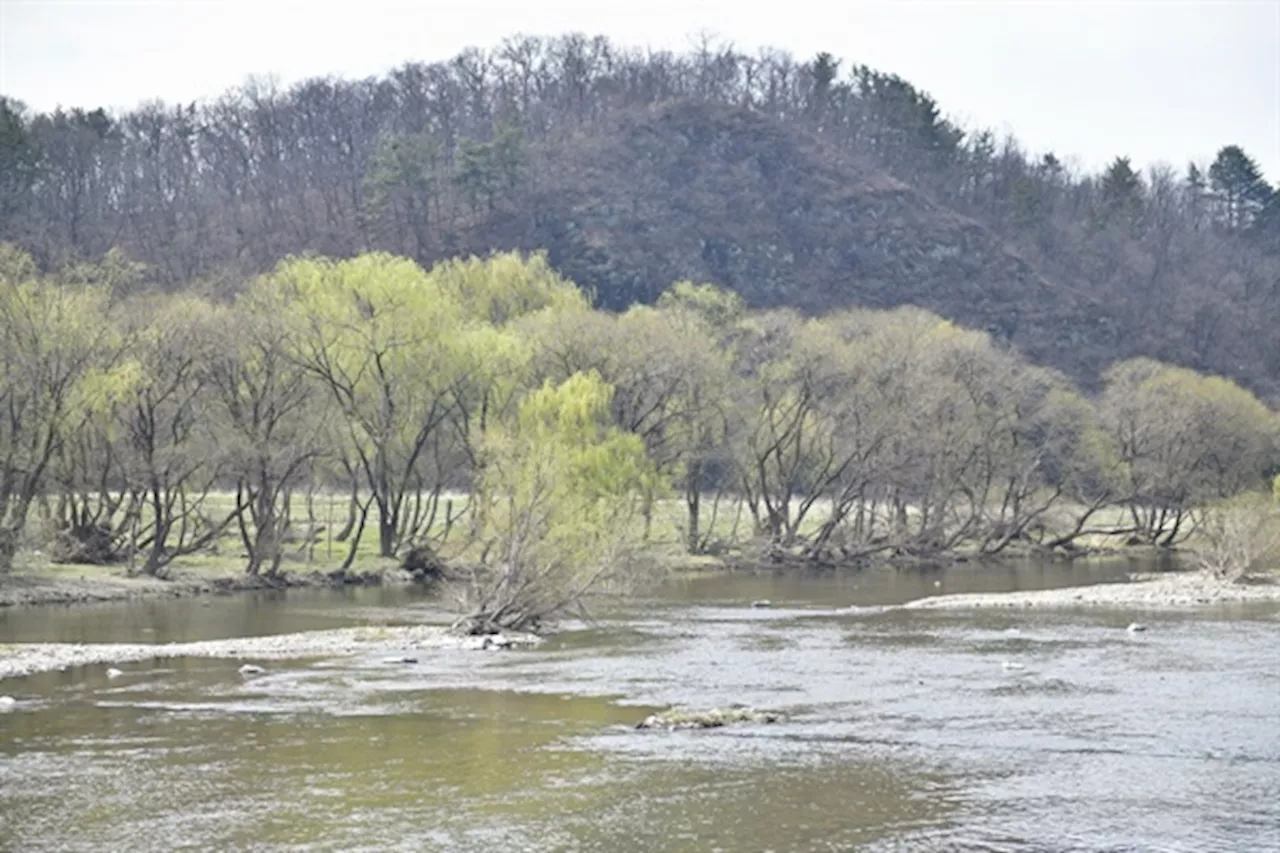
top-left (474, 102), bottom-right (1118, 380)
top-left (1, 35), bottom-right (1277, 392)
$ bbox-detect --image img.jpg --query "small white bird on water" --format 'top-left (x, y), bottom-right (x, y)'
top-left (106, 668), bottom-right (124, 679)
top-left (1126, 623), bottom-right (1148, 634)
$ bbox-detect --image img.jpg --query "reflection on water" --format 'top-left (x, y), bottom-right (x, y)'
top-left (1, 559), bottom-right (1278, 852)
top-left (0, 584), bottom-right (446, 645)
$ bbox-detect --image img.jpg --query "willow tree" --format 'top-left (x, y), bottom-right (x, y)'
top-left (525, 296), bottom-right (733, 547)
top-left (268, 252), bottom-right (464, 559)
top-left (858, 311), bottom-right (1125, 557)
top-left (1102, 358), bottom-right (1279, 545)
top-left (450, 371), bottom-right (656, 634)
top-left (1195, 492), bottom-right (1280, 581)
top-left (433, 251), bottom-right (589, 517)
top-left (730, 310), bottom-right (842, 546)
top-left (653, 284), bottom-right (743, 553)
top-left (202, 295), bottom-right (331, 576)
top-left (116, 295), bottom-right (240, 575)
top-left (275, 250), bottom-right (584, 560)
top-left (0, 246), bottom-right (126, 572)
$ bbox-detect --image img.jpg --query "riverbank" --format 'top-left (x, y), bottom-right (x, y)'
top-left (0, 624), bottom-right (541, 682)
top-left (901, 569), bottom-right (1280, 611)
top-left (0, 565), bottom-right (414, 608)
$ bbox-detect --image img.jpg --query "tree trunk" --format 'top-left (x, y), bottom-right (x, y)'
top-left (378, 511), bottom-right (397, 559)
top-left (334, 478), bottom-right (359, 542)
top-left (686, 482), bottom-right (701, 554)
top-left (0, 527), bottom-right (18, 574)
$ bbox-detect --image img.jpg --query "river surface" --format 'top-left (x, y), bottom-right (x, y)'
top-left (2, 560), bottom-right (1278, 852)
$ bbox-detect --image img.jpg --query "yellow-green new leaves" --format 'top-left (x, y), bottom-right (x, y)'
top-left (431, 251), bottom-right (588, 326)
top-left (498, 371), bottom-right (652, 506)
top-left (255, 252), bottom-right (464, 556)
top-left (1103, 358), bottom-right (1279, 504)
top-left (657, 280), bottom-right (745, 334)
top-left (0, 247), bottom-right (127, 569)
top-left (249, 250), bottom-right (590, 557)
top-left (0, 253), bottom-right (126, 430)
top-left (460, 371), bottom-right (655, 630)
top-left (263, 252), bottom-right (462, 411)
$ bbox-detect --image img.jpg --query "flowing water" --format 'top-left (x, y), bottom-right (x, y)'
top-left (1, 560), bottom-right (1278, 852)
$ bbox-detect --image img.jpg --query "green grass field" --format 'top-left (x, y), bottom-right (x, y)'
top-left (12, 486), bottom-right (1257, 583)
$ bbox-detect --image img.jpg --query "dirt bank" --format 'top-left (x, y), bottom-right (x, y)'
top-left (0, 625), bottom-right (541, 682)
top-left (0, 567), bottom-right (412, 609)
top-left (900, 570), bottom-right (1280, 611)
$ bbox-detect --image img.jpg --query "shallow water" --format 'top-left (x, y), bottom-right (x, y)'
top-left (2, 559), bottom-right (1278, 852)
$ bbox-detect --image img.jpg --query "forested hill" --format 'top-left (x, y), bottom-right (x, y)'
top-left (2, 35), bottom-right (1278, 393)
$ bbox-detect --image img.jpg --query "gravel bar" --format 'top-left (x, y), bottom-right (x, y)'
top-left (900, 571), bottom-right (1280, 611)
top-left (0, 626), bottom-right (540, 681)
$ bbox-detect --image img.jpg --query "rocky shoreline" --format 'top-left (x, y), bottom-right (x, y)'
top-left (0, 625), bottom-right (541, 682)
top-left (901, 570), bottom-right (1280, 611)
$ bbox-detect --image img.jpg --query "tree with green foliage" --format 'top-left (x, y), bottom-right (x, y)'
top-left (274, 251), bottom-right (583, 563)
top-left (202, 292), bottom-right (331, 576)
top-left (730, 310), bottom-right (871, 547)
top-left (449, 371), bottom-right (656, 633)
top-left (364, 131), bottom-right (441, 258)
top-left (1101, 358), bottom-right (1279, 545)
top-left (524, 294), bottom-right (734, 547)
top-left (1208, 145), bottom-right (1271, 231)
top-left (432, 251), bottom-right (589, 537)
top-left (0, 98), bottom-right (38, 230)
top-left (807, 52), bottom-right (842, 119)
top-left (655, 282), bottom-right (745, 552)
top-left (454, 123), bottom-right (525, 215)
top-left (852, 66), bottom-right (962, 174)
top-left (116, 295), bottom-right (241, 576)
top-left (1099, 156), bottom-right (1142, 220)
top-left (267, 253), bottom-right (464, 562)
top-left (0, 246), bottom-right (128, 572)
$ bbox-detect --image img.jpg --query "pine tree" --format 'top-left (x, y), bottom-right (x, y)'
top-left (1100, 156), bottom-right (1142, 219)
top-left (1208, 145), bottom-right (1271, 231)
top-left (808, 52), bottom-right (841, 118)
top-left (1250, 188), bottom-right (1280, 251)
top-left (1184, 162), bottom-right (1207, 230)
top-left (0, 98), bottom-right (38, 226)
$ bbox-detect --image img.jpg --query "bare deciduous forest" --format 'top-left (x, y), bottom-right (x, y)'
top-left (1, 36), bottom-right (1277, 390)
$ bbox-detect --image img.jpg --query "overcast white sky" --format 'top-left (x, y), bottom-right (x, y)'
top-left (2, 0), bottom-right (1277, 180)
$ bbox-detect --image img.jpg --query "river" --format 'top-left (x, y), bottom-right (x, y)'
top-left (2, 559), bottom-right (1278, 852)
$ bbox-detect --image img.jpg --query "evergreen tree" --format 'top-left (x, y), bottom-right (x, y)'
top-left (1250, 188), bottom-right (1280, 251)
top-left (1184, 162), bottom-right (1208, 229)
top-left (0, 98), bottom-right (38, 227)
top-left (1100, 156), bottom-right (1142, 219)
top-left (364, 131), bottom-right (440, 257)
top-left (807, 52), bottom-right (841, 118)
top-left (1208, 145), bottom-right (1271, 231)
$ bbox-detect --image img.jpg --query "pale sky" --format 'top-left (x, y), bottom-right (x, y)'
top-left (2, 0), bottom-right (1277, 180)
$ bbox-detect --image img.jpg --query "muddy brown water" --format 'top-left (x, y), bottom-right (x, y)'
top-left (1, 559), bottom-right (1278, 852)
